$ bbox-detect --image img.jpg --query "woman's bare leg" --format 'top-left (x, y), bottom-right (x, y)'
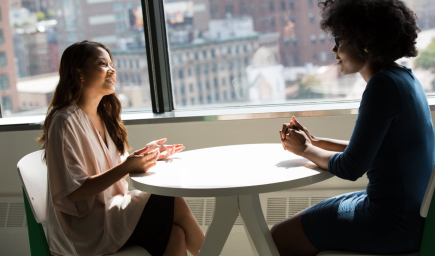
top-left (270, 209), bottom-right (319, 256)
top-left (173, 197), bottom-right (205, 256)
top-left (163, 224), bottom-right (188, 256)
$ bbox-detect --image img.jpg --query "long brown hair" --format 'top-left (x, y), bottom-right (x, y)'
top-left (38, 40), bottom-right (130, 157)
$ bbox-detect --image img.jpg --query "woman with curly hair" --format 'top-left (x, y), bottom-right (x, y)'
top-left (271, 0), bottom-right (435, 255)
top-left (39, 40), bottom-right (204, 256)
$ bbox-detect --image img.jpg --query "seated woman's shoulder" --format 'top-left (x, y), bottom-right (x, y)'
top-left (50, 105), bottom-right (79, 128)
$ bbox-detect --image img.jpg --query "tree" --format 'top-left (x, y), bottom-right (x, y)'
top-left (416, 38), bottom-right (435, 89)
top-left (36, 12), bottom-right (46, 21)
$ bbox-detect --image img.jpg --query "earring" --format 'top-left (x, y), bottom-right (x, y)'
top-left (364, 48), bottom-right (368, 53)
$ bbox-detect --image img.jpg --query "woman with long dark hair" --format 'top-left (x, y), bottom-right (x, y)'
top-left (272, 0), bottom-right (435, 255)
top-left (39, 40), bottom-right (204, 256)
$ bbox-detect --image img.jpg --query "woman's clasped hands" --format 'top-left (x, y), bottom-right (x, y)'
top-left (279, 116), bottom-right (313, 157)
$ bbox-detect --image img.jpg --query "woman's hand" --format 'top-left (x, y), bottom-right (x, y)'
top-left (279, 127), bottom-right (312, 157)
top-left (123, 146), bottom-right (160, 173)
top-left (146, 138), bottom-right (185, 161)
top-left (287, 116), bottom-right (319, 146)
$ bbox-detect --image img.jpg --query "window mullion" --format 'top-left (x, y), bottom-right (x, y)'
top-left (141, 0), bottom-right (173, 113)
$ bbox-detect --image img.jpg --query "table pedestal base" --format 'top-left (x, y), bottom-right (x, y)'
top-left (198, 194), bottom-right (280, 256)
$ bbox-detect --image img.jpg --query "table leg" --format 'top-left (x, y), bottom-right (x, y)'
top-left (198, 196), bottom-right (239, 256)
top-left (239, 194), bottom-right (280, 256)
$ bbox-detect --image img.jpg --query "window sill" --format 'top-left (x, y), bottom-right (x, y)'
top-left (1, 97), bottom-right (435, 132)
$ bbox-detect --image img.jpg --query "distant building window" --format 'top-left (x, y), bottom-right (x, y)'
top-left (211, 49), bottom-right (215, 58)
top-left (137, 74), bottom-right (142, 84)
top-left (0, 7), bottom-right (2, 22)
top-left (215, 92), bottom-right (220, 101)
top-left (190, 83), bottom-right (194, 92)
top-left (188, 68), bottom-right (192, 76)
top-left (177, 54), bottom-right (182, 64)
top-left (0, 74), bottom-right (9, 90)
top-left (214, 78), bottom-right (219, 88)
top-left (310, 34), bottom-right (317, 44)
top-left (281, 1), bottom-right (286, 10)
top-left (319, 33), bottom-right (325, 43)
top-left (313, 53), bottom-right (318, 62)
top-left (228, 61), bottom-right (233, 70)
top-left (243, 44), bottom-right (248, 53)
top-left (199, 95), bottom-right (204, 104)
top-left (244, 58), bottom-right (249, 66)
top-left (284, 36), bottom-right (290, 46)
top-left (308, 0), bottom-right (314, 8)
top-left (321, 51), bottom-right (327, 62)
top-left (178, 69), bottom-right (184, 79)
top-left (136, 59), bottom-right (140, 68)
top-left (289, 1), bottom-right (295, 10)
top-left (0, 30), bottom-right (4, 45)
top-left (227, 46), bottom-right (232, 55)
top-left (309, 13), bottom-right (315, 23)
top-left (191, 98), bottom-right (195, 105)
top-left (225, 4), bottom-right (234, 14)
top-left (0, 52), bottom-right (6, 68)
top-left (271, 16), bottom-right (276, 27)
top-left (290, 14), bottom-right (296, 23)
top-left (196, 66), bottom-right (201, 75)
top-left (1, 96), bottom-right (11, 111)
top-left (197, 81), bottom-right (203, 92)
top-left (129, 59), bottom-right (133, 68)
top-left (292, 36), bottom-right (298, 45)
top-left (113, 3), bottom-right (123, 12)
top-left (195, 52), bottom-right (199, 60)
top-left (269, 2), bottom-right (275, 11)
top-left (202, 50), bottom-right (207, 59)
top-left (294, 53), bottom-right (299, 65)
top-left (261, 3), bottom-right (267, 12)
top-left (241, 3), bottom-right (248, 14)
top-left (318, 14), bottom-right (323, 22)
top-left (207, 95), bottom-right (212, 103)
top-left (206, 80), bottom-right (211, 90)
top-left (203, 65), bottom-right (209, 74)
top-left (212, 63), bottom-right (217, 72)
top-left (262, 18), bottom-right (268, 27)
top-left (236, 59), bottom-right (241, 69)
top-left (182, 98), bottom-right (187, 106)
top-left (222, 78), bottom-right (226, 86)
top-left (235, 45), bottom-right (239, 54)
top-left (180, 84), bottom-right (185, 95)
top-left (250, 4), bottom-right (256, 13)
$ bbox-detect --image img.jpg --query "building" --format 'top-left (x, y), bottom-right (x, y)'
top-left (209, 0), bottom-right (340, 67)
top-left (404, 0), bottom-right (435, 30)
top-left (0, 3), bottom-right (19, 114)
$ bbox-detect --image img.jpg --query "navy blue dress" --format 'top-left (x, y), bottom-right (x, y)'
top-left (301, 65), bottom-right (435, 254)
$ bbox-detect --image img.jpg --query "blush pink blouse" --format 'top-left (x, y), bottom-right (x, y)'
top-left (45, 104), bottom-right (150, 256)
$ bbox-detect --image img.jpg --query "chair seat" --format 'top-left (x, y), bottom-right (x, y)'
top-left (111, 245), bottom-right (151, 256)
top-left (317, 251), bottom-right (419, 256)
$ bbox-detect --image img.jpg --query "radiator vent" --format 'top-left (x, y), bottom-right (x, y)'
top-left (311, 197), bottom-right (330, 206)
top-left (185, 198), bottom-right (205, 226)
top-left (288, 197), bottom-right (309, 216)
top-left (7, 203), bottom-right (25, 227)
top-left (266, 198), bottom-right (287, 225)
top-left (0, 203), bottom-right (8, 227)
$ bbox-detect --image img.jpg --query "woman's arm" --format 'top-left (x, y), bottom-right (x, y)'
top-left (287, 116), bottom-right (349, 152)
top-left (312, 138), bottom-right (349, 152)
top-left (68, 147), bottom-right (159, 203)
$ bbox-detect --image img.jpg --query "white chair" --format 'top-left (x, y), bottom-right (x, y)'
top-left (317, 166), bottom-right (435, 256)
top-left (17, 150), bottom-right (151, 256)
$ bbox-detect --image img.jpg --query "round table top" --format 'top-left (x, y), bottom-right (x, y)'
top-left (129, 143), bottom-right (334, 197)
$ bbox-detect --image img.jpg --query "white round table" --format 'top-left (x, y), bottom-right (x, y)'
top-left (130, 143), bottom-right (334, 256)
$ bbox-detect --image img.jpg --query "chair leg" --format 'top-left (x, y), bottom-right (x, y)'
top-left (23, 188), bottom-right (51, 256)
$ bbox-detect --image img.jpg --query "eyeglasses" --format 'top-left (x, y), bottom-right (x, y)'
top-left (334, 37), bottom-right (343, 48)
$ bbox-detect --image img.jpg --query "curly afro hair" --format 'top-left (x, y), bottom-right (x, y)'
top-left (319, 0), bottom-right (420, 66)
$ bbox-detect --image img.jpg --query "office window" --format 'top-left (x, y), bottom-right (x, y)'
top-left (0, 30), bottom-right (4, 45)
top-left (0, 74), bottom-right (9, 90)
top-left (0, 52), bottom-right (6, 68)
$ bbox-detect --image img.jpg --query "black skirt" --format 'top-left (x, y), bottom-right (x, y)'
top-left (121, 194), bottom-right (174, 256)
